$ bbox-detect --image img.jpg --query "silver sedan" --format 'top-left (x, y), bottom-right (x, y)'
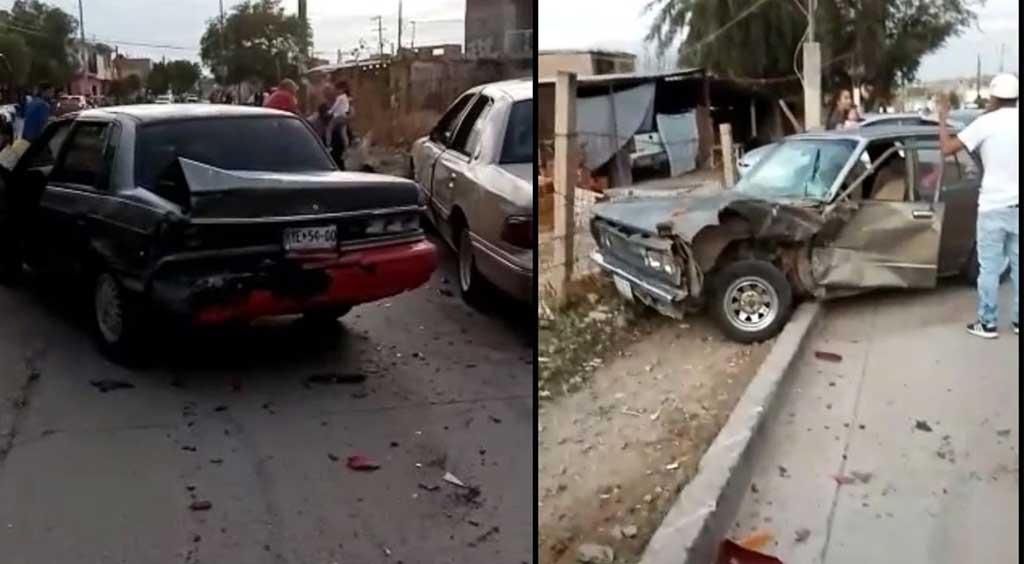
top-left (411, 79), bottom-right (534, 305)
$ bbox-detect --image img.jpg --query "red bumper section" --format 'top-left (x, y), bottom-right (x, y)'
top-left (193, 240), bottom-right (438, 324)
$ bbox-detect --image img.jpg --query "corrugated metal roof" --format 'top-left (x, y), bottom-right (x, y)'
top-left (537, 68), bottom-right (704, 87)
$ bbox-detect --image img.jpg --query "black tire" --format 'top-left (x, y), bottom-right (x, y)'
top-left (300, 306), bottom-right (353, 328)
top-left (91, 270), bottom-right (149, 365)
top-left (709, 259), bottom-right (794, 343)
top-left (455, 223), bottom-right (491, 306)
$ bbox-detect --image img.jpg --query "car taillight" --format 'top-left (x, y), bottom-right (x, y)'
top-left (501, 215), bottom-right (533, 249)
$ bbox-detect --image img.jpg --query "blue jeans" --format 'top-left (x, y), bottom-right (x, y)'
top-left (976, 206), bottom-right (1019, 326)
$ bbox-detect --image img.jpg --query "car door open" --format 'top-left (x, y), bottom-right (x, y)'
top-left (813, 141), bottom-right (944, 291)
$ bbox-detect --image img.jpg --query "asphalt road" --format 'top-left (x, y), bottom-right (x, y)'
top-left (0, 234), bottom-right (535, 564)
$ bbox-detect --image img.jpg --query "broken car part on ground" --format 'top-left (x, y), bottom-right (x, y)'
top-left (590, 125), bottom-right (987, 343)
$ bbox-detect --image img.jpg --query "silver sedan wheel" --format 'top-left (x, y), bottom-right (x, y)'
top-left (723, 275), bottom-right (779, 332)
top-left (458, 228), bottom-right (474, 293)
top-left (95, 273), bottom-right (123, 344)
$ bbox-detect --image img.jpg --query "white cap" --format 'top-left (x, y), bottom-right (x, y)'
top-left (989, 73), bottom-right (1019, 100)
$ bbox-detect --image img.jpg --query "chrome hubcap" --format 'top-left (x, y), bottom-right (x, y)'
top-left (724, 276), bottom-right (778, 332)
top-left (458, 230), bottom-right (473, 293)
top-left (95, 274), bottom-right (123, 344)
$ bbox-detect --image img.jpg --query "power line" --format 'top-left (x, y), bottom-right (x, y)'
top-left (0, 21), bottom-right (192, 51)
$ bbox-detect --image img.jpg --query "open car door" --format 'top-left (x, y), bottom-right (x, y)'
top-left (812, 140), bottom-right (944, 291)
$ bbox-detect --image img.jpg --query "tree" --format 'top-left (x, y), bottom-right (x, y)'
top-left (199, 0), bottom-right (311, 85)
top-left (147, 62), bottom-right (170, 95)
top-left (0, 0), bottom-right (78, 87)
top-left (645, 0), bottom-right (979, 110)
top-left (166, 60), bottom-right (201, 94)
top-left (0, 32), bottom-right (31, 88)
top-left (110, 73), bottom-right (142, 102)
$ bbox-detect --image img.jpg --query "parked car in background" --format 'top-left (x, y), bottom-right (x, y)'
top-left (154, 94), bottom-right (174, 104)
top-left (410, 78), bottom-right (534, 305)
top-left (737, 112), bottom-right (960, 177)
top-left (55, 95), bottom-right (88, 116)
top-left (0, 104), bottom-right (436, 362)
top-left (590, 126), bottom-right (990, 343)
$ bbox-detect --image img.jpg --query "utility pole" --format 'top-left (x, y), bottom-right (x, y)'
top-left (802, 0), bottom-right (822, 131)
top-left (397, 1), bottom-right (403, 53)
top-left (410, 21), bottom-right (416, 49)
top-left (371, 16), bottom-right (384, 59)
top-left (999, 43), bottom-right (1005, 73)
top-left (976, 54), bottom-right (982, 102)
top-left (78, 0), bottom-right (85, 42)
top-left (297, 0), bottom-right (308, 112)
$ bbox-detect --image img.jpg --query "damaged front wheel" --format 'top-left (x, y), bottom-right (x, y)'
top-left (710, 260), bottom-right (793, 343)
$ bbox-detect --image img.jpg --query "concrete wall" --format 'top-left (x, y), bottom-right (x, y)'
top-left (309, 57), bottom-right (531, 147)
top-left (538, 53), bottom-right (594, 79)
top-left (465, 0), bottom-right (533, 59)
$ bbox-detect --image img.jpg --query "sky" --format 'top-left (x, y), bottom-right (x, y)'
top-left (0, 0), bottom-right (466, 67)
top-left (539, 0), bottom-right (1019, 81)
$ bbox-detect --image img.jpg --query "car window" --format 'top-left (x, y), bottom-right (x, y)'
top-left (500, 100), bottom-right (533, 164)
top-left (912, 149), bottom-right (956, 202)
top-left (49, 122), bottom-right (111, 188)
top-left (450, 95), bottom-right (493, 156)
top-left (135, 116), bottom-right (334, 195)
top-left (433, 93), bottom-right (475, 147)
top-left (20, 121), bottom-right (73, 170)
top-left (735, 139), bottom-right (855, 201)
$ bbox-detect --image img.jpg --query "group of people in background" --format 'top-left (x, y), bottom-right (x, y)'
top-left (258, 77), bottom-right (354, 170)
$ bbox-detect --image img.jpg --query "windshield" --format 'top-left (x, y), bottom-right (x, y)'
top-left (500, 100), bottom-right (532, 164)
top-left (736, 139), bottom-right (856, 200)
top-left (135, 116), bottom-right (335, 190)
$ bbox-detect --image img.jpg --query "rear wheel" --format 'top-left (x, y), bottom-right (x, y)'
top-left (456, 224), bottom-right (491, 305)
top-left (710, 260), bottom-right (793, 343)
top-left (92, 271), bottom-right (148, 365)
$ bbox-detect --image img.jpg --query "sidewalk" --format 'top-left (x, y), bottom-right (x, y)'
top-left (730, 282), bottom-right (1019, 563)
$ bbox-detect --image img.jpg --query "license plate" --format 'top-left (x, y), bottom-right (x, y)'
top-left (613, 275), bottom-right (634, 301)
top-left (283, 225), bottom-right (337, 251)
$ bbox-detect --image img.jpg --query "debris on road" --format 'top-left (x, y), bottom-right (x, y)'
top-left (89, 379), bottom-right (135, 393)
top-left (777, 465), bottom-right (789, 478)
top-left (794, 527), bottom-right (811, 543)
top-left (209, 458), bottom-right (223, 464)
top-left (832, 474), bottom-right (857, 486)
top-left (814, 351), bottom-right (843, 363)
top-left (306, 373), bottom-right (367, 386)
top-left (417, 483), bottom-right (440, 492)
top-left (346, 453), bottom-right (381, 471)
top-left (213, 405), bottom-right (228, 412)
top-left (442, 471), bottom-right (467, 488)
top-left (327, 453), bottom-right (339, 462)
top-left (620, 525), bottom-right (638, 538)
top-left (996, 428), bottom-right (1011, 437)
top-left (189, 500), bottom-right (212, 511)
top-left (850, 471), bottom-right (873, 483)
top-left (914, 420), bottom-right (934, 432)
top-left (576, 543), bottom-right (614, 564)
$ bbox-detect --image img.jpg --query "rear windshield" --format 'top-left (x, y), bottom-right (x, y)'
top-left (500, 100), bottom-right (532, 164)
top-left (134, 116), bottom-right (335, 190)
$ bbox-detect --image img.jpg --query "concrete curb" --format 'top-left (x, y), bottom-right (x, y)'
top-left (638, 302), bottom-right (824, 564)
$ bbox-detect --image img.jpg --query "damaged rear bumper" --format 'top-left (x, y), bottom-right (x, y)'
top-left (148, 239), bottom-right (438, 324)
top-left (590, 250), bottom-right (688, 317)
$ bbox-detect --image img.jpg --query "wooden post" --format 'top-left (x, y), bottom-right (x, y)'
top-left (553, 71), bottom-right (578, 302)
top-left (720, 123), bottom-right (735, 189)
top-left (778, 99), bottom-right (804, 133)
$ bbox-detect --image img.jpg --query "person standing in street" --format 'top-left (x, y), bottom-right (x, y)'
top-left (938, 73), bottom-right (1019, 339)
top-left (327, 81), bottom-right (352, 169)
top-left (263, 79), bottom-right (300, 114)
top-left (21, 83), bottom-right (53, 143)
top-left (826, 88), bottom-right (853, 130)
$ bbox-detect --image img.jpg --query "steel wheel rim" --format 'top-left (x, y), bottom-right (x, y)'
top-left (95, 274), bottom-right (123, 344)
top-left (723, 276), bottom-right (778, 332)
top-left (458, 229), bottom-right (473, 293)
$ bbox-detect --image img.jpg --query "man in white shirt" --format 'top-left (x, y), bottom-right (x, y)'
top-left (938, 73), bottom-right (1019, 338)
top-left (327, 81), bottom-right (352, 169)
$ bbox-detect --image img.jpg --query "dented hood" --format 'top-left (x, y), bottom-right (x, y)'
top-left (592, 189), bottom-right (828, 243)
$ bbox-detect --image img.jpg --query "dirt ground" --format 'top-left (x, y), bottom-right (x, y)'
top-left (538, 294), bottom-right (771, 564)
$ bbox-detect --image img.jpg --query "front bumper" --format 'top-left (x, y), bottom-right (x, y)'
top-left (150, 239), bottom-right (438, 324)
top-left (590, 250), bottom-right (687, 304)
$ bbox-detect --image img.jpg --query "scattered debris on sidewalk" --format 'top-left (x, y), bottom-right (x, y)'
top-left (814, 350), bottom-right (843, 363)
top-left (442, 471), bottom-right (467, 488)
top-left (716, 539), bottom-right (783, 564)
top-left (306, 372), bottom-right (367, 386)
top-left (794, 527), bottom-right (811, 543)
top-left (914, 420), bottom-right (934, 432)
top-left (777, 465), bottom-right (790, 478)
top-left (996, 428), bottom-right (1011, 437)
top-left (89, 379), bottom-right (135, 393)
